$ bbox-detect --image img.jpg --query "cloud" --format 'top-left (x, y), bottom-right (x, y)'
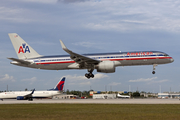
top-left (148, 79), bottom-right (169, 84)
top-left (129, 77), bottom-right (169, 84)
top-left (2, 0), bottom-right (180, 33)
top-left (0, 74), bottom-right (15, 82)
top-left (19, 0), bottom-right (57, 4)
top-left (21, 77), bottom-right (37, 85)
top-left (66, 73), bottom-right (108, 80)
top-left (73, 42), bottom-right (96, 48)
top-left (81, 0), bottom-right (180, 33)
top-left (66, 74), bottom-right (86, 80)
top-left (0, 6), bottom-right (36, 23)
top-left (94, 73), bottom-right (109, 79)
top-left (129, 77), bottom-right (157, 82)
top-left (108, 82), bottom-right (121, 86)
top-left (72, 41), bottom-right (109, 51)
top-left (58, 0), bottom-right (90, 3)
top-left (69, 81), bottom-right (91, 85)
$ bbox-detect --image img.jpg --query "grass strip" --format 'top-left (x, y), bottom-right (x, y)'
top-left (0, 104), bottom-right (180, 120)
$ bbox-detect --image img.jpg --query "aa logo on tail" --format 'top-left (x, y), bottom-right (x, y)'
top-left (18, 43), bottom-right (30, 53)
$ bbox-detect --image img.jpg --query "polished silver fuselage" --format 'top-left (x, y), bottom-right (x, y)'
top-left (11, 51), bottom-right (174, 71)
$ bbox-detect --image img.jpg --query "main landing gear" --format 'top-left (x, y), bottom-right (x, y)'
top-left (85, 69), bottom-right (94, 79)
top-left (28, 97), bottom-right (33, 101)
top-left (152, 64), bottom-right (158, 74)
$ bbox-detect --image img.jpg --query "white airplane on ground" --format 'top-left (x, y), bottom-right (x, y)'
top-left (0, 77), bottom-right (65, 101)
top-left (8, 33), bottom-right (174, 79)
top-left (117, 93), bottom-right (130, 98)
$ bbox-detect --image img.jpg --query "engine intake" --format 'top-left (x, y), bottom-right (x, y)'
top-left (96, 61), bottom-right (115, 73)
top-left (17, 96), bottom-right (25, 100)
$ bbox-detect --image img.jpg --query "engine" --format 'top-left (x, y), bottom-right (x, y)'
top-left (96, 61), bottom-right (115, 73)
top-left (17, 96), bottom-right (25, 100)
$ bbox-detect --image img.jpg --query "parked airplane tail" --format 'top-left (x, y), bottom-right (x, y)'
top-left (8, 33), bottom-right (41, 59)
top-left (50, 77), bottom-right (65, 91)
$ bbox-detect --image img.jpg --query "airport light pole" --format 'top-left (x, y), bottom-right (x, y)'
top-left (159, 85), bottom-right (161, 98)
top-left (129, 85), bottom-right (131, 97)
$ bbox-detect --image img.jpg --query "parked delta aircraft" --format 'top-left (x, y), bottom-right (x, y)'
top-left (8, 33), bottom-right (174, 79)
top-left (0, 77), bottom-right (65, 101)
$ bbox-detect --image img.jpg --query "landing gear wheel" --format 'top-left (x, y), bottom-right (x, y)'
top-left (85, 73), bottom-right (89, 78)
top-left (152, 71), bottom-right (155, 74)
top-left (85, 73), bottom-right (88, 77)
top-left (89, 73), bottom-right (94, 78)
top-left (85, 68), bottom-right (95, 79)
top-left (28, 98), bottom-right (33, 101)
top-left (85, 73), bottom-right (94, 79)
top-left (91, 74), bottom-right (94, 78)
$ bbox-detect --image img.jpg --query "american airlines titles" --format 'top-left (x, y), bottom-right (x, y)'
top-left (127, 52), bottom-right (153, 56)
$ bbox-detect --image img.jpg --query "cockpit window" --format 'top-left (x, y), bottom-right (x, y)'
top-left (164, 54), bottom-right (169, 56)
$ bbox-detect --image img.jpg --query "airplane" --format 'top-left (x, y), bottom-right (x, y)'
top-left (0, 77), bottom-right (65, 101)
top-left (8, 33), bottom-right (174, 79)
top-left (117, 93), bottom-right (130, 98)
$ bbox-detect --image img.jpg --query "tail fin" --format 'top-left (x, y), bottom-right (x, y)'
top-left (53, 77), bottom-right (66, 91)
top-left (8, 33), bottom-right (41, 59)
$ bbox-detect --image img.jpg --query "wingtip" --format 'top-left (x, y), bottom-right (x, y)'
top-left (59, 40), bottom-right (67, 49)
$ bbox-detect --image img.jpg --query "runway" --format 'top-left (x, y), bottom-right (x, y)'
top-left (0, 98), bottom-right (180, 104)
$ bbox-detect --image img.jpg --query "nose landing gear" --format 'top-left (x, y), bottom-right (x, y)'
top-left (152, 64), bottom-right (158, 74)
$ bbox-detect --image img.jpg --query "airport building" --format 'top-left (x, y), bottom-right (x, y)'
top-left (93, 94), bottom-right (116, 99)
top-left (158, 92), bottom-right (180, 99)
top-left (140, 92), bottom-right (158, 98)
top-left (89, 91), bottom-right (126, 96)
top-left (53, 94), bottom-right (78, 99)
top-left (52, 91), bottom-right (180, 100)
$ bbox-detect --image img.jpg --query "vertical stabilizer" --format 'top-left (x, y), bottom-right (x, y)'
top-left (53, 77), bottom-right (66, 91)
top-left (8, 33), bottom-right (41, 59)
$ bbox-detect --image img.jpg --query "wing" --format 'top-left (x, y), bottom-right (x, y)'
top-left (60, 40), bottom-right (100, 68)
top-left (24, 89), bottom-right (35, 98)
top-left (16, 89), bottom-right (35, 100)
top-left (7, 58), bottom-right (31, 65)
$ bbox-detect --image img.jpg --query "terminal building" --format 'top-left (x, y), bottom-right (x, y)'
top-left (158, 92), bottom-right (180, 99)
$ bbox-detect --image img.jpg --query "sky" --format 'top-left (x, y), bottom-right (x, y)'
top-left (0, 0), bottom-right (179, 93)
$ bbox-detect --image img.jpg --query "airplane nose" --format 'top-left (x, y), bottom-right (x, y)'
top-left (170, 58), bottom-right (174, 62)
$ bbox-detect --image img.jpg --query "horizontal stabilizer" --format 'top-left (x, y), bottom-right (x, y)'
top-left (7, 58), bottom-right (31, 65)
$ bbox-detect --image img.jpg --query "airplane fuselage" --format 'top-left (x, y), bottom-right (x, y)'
top-left (0, 91), bottom-right (61, 99)
top-left (11, 51), bottom-right (174, 71)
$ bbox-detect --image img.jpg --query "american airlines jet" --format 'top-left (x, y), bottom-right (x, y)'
top-left (0, 77), bottom-right (65, 101)
top-left (8, 33), bottom-right (174, 79)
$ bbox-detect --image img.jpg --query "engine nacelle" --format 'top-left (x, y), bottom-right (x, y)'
top-left (96, 61), bottom-right (115, 73)
top-left (17, 96), bottom-right (25, 100)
